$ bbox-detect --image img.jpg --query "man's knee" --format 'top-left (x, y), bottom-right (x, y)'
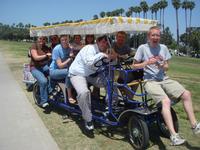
top-left (78, 90), bottom-right (90, 100)
top-left (40, 78), bottom-right (48, 86)
top-left (181, 90), bottom-right (191, 100)
top-left (183, 90), bottom-right (191, 97)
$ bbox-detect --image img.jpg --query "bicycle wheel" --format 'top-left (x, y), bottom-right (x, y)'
top-left (32, 82), bottom-right (40, 106)
top-left (128, 115), bottom-right (149, 150)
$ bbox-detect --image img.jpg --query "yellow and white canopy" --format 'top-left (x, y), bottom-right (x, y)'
top-left (30, 17), bottom-right (157, 37)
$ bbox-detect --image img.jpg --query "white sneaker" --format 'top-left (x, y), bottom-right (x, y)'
top-left (170, 133), bottom-right (186, 146)
top-left (192, 122), bottom-right (200, 135)
top-left (42, 102), bottom-right (49, 108)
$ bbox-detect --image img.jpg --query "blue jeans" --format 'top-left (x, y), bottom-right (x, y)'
top-left (31, 65), bottom-right (49, 105)
top-left (50, 69), bottom-right (72, 88)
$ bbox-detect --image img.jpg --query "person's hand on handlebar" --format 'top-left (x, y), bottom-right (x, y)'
top-left (105, 48), bottom-right (118, 60)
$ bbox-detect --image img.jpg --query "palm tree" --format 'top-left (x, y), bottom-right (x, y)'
top-left (150, 5), bottom-right (155, 19)
top-left (140, 1), bottom-right (149, 19)
top-left (161, 0), bottom-right (168, 30)
top-left (100, 11), bottom-right (106, 18)
top-left (43, 22), bottom-right (51, 26)
top-left (182, 0), bottom-right (191, 55)
top-left (17, 22), bottom-right (24, 28)
top-left (129, 6), bottom-right (134, 17)
top-left (106, 12), bottom-right (111, 17)
top-left (182, 0), bottom-right (190, 32)
top-left (125, 10), bottom-right (132, 17)
top-left (52, 22), bottom-right (60, 25)
top-left (136, 6), bottom-right (142, 18)
top-left (111, 10), bottom-right (117, 17)
top-left (25, 23), bottom-right (31, 29)
top-left (111, 10), bottom-right (115, 17)
top-left (132, 6), bottom-right (138, 17)
top-left (188, 1), bottom-right (195, 28)
top-left (93, 15), bottom-right (98, 20)
top-left (152, 3), bottom-right (159, 20)
top-left (157, 1), bottom-right (162, 27)
top-left (11, 23), bottom-right (16, 28)
top-left (172, 0), bottom-right (181, 46)
top-left (116, 9), bottom-right (121, 16)
top-left (119, 8), bottom-right (125, 16)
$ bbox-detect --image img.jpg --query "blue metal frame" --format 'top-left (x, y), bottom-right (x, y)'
top-left (48, 61), bottom-right (159, 127)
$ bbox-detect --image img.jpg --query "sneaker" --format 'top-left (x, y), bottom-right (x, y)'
top-left (170, 133), bottom-right (186, 146)
top-left (85, 121), bottom-right (94, 131)
top-left (192, 122), bottom-right (200, 135)
top-left (41, 102), bottom-right (49, 108)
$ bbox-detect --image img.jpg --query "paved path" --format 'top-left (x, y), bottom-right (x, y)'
top-left (0, 52), bottom-right (60, 150)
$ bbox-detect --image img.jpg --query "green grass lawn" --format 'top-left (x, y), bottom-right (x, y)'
top-left (0, 40), bottom-right (200, 150)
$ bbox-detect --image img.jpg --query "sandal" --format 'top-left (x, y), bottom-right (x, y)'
top-left (68, 97), bottom-right (77, 104)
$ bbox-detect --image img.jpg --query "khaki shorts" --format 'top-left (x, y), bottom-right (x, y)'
top-left (144, 79), bottom-right (185, 104)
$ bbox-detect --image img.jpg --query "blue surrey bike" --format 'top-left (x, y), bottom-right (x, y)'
top-left (32, 56), bottom-right (178, 150)
top-left (30, 17), bottom-right (179, 150)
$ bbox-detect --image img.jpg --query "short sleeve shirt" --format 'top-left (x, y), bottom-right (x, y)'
top-left (134, 43), bottom-right (171, 81)
top-left (50, 44), bottom-right (71, 70)
top-left (112, 42), bottom-right (131, 55)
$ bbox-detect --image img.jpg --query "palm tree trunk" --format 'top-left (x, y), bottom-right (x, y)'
top-left (184, 8), bottom-right (189, 55)
top-left (160, 9), bottom-right (162, 27)
top-left (185, 8), bottom-right (188, 32)
top-left (175, 9), bottom-right (180, 48)
top-left (162, 8), bottom-right (165, 31)
top-left (189, 9), bottom-right (192, 28)
top-left (155, 12), bottom-right (157, 20)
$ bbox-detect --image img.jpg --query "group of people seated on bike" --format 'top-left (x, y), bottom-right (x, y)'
top-left (29, 26), bottom-right (200, 146)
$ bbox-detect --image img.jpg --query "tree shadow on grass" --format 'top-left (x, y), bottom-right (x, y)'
top-left (41, 104), bottom-right (200, 150)
top-left (42, 104), bottom-right (96, 138)
top-left (42, 105), bottom-right (167, 149)
top-left (94, 124), bottom-right (132, 147)
top-left (148, 123), bottom-right (200, 150)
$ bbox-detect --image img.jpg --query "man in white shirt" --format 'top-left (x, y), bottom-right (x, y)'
top-left (69, 35), bottom-right (117, 132)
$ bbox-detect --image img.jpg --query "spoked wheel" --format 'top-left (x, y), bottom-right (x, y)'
top-left (25, 83), bottom-right (34, 91)
top-left (32, 82), bottom-right (40, 106)
top-left (49, 83), bottom-right (65, 103)
top-left (157, 107), bottom-right (179, 138)
top-left (128, 116), bottom-right (149, 150)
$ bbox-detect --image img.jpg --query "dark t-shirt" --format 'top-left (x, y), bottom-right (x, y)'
top-left (112, 42), bottom-right (131, 55)
top-left (30, 43), bottom-right (51, 68)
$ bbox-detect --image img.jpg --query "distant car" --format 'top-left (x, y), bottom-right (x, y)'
top-left (178, 52), bottom-right (186, 57)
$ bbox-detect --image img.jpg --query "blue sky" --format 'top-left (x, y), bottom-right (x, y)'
top-left (0, 0), bottom-right (200, 38)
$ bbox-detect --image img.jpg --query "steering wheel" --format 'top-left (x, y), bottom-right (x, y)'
top-left (94, 57), bottom-right (110, 68)
top-left (119, 55), bottom-right (134, 68)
